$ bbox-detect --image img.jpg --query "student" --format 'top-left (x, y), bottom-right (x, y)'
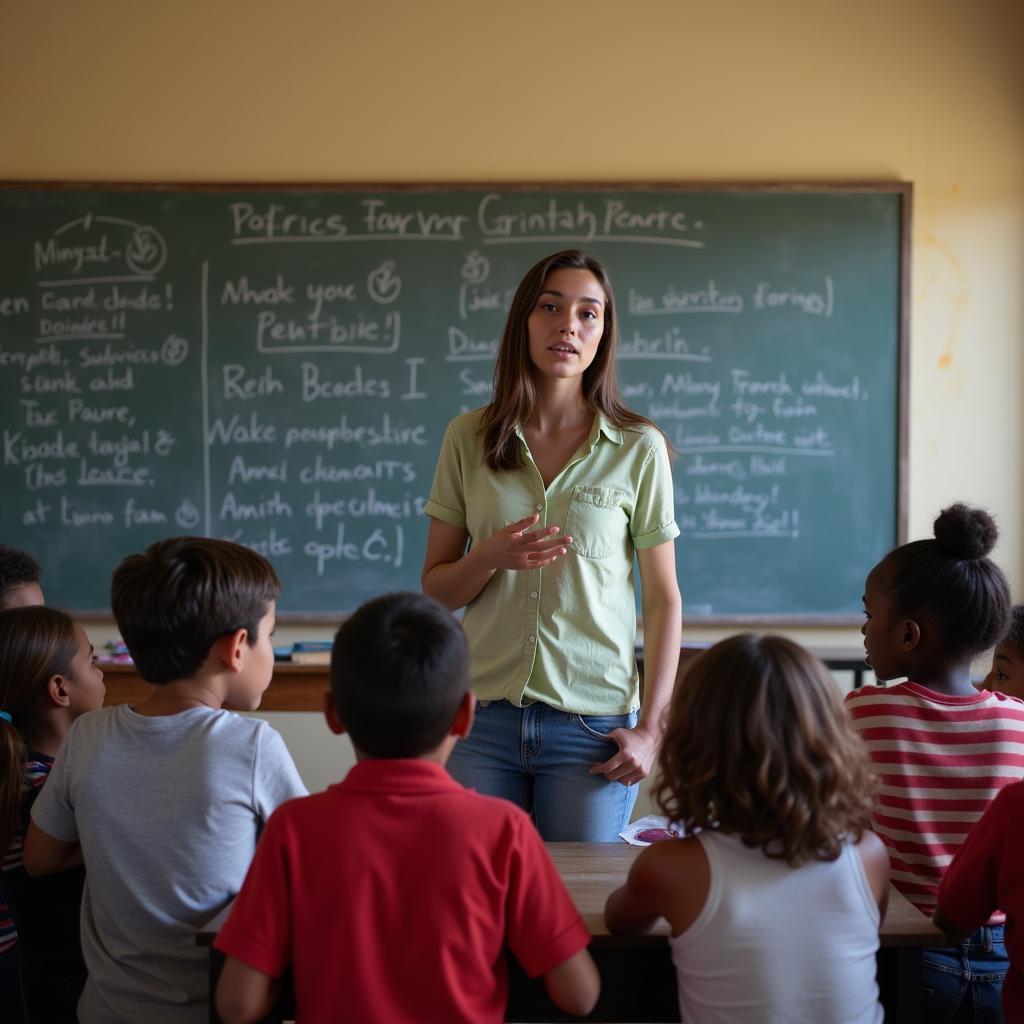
top-left (0, 546), bottom-right (44, 611)
top-left (0, 543), bottom-right (44, 1024)
top-left (846, 503), bottom-right (1020, 1022)
top-left (23, 537), bottom-right (307, 1024)
top-left (422, 249), bottom-right (681, 841)
top-left (980, 604), bottom-right (1024, 698)
top-left (0, 606), bottom-right (104, 1022)
top-left (214, 591), bottom-right (600, 1024)
top-left (934, 778), bottom-right (1024, 1024)
top-left (604, 634), bottom-right (888, 1024)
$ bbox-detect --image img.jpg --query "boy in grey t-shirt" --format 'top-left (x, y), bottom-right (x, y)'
top-left (24, 538), bottom-right (307, 1024)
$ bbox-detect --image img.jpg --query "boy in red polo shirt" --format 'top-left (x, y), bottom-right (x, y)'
top-left (214, 592), bottom-right (599, 1024)
top-left (935, 780), bottom-right (1024, 1024)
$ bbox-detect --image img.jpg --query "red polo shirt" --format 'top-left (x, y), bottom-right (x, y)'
top-left (215, 759), bottom-right (590, 1023)
top-left (937, 780), bottom-right (1024, 1024)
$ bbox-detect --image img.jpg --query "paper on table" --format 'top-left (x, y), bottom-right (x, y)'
top-left (619, 815), bottom-right (685, 846)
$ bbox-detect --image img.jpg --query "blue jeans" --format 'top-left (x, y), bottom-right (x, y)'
top-left (922, 925), bottom-right (1007, 1023)
top-left (447, 699), bottom-right (640, 841)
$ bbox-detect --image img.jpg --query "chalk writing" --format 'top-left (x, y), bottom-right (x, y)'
top-left (0, 187), bottom-right (903, 617)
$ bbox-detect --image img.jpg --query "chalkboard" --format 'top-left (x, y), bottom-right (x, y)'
top-left (0, 184), bottom-right (908, 621)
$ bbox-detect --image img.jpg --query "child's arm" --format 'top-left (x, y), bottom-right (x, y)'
top-left (22, 821), bottom-right (78, 876)
top-left (542, 948), bottom-right (600, 1017)
top-left (605, 837), bottom-right (709, 936)
top-left (215, 956), bottom-right (280, 1024)
top-left (605, 845), bottom-right (667, 934)
top-left (855, 829), bottom-right (891, 923)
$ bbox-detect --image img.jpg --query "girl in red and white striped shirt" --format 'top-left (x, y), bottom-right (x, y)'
top-left (846, 502), bottom-right (1020, 1023)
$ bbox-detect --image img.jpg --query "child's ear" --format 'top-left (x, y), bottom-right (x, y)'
top-left (450, 691), bottom-right (475, 740)
top-left (322, 691), bottom-right (346, 736)
top-left (46, 674), bottom-right (71, 708)
top-left (901, 618), bottom-right (922, 651)
top-left (214, 628), bottom-right (249, 672)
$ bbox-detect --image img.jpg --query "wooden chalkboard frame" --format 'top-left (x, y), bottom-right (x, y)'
top-left (0, 181), bottom-right (910, 625)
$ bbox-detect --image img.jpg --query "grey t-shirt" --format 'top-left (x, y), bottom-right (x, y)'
top-left (31, 704), bottom-right (308, 1024)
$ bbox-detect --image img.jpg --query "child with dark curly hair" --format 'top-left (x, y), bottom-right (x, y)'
top-left (605, 634), bottom-right (889, 1024)
top-left (981, 604), bottom-right (1024, 699)
top-left (847, 503), bottom-right (1021, 1022)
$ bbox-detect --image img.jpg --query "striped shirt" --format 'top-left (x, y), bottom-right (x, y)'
top-left (0, 894), bottom-right (13, 955)
top-left (845, 682), bottom-right (1024, 916)
top-left (2, 754), bottom-right (53, 874)
top-left (0, 754), bottom-right (53, 954)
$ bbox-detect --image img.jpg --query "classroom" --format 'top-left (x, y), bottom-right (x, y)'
top-left (1, 1), bottom-right (1023, 1022)
top-left (3, 0), bottom-right (1016, 789)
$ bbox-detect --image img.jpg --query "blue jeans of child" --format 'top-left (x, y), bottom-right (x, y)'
top-left (447, 699), bottom-right (640, 841)
top-left (922, 925), bottom-right (1007, 1023)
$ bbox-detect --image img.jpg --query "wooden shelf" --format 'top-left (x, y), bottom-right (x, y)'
top-left (100, 662), bottom-right (330, 712)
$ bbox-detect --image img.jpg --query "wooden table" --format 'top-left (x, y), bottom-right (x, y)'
top-left (198, 841), bottom-right (941, 1023)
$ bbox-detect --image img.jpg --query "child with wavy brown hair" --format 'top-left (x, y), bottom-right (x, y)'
top-left (605, 634), bottom-right (889, 1024)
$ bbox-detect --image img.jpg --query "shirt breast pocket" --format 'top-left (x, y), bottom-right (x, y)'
top-left (564, 485), bottom-right (630, 559)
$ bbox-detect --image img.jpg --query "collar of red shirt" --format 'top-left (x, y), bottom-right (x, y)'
top-left (334, 758), bottom-right (463, 795)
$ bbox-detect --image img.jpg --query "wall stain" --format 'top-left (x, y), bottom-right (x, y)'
top-left (921, 230), bottom-right (969, 376)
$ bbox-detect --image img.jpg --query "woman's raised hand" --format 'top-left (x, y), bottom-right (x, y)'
top-left (477, 514), bottom-right (572, 572)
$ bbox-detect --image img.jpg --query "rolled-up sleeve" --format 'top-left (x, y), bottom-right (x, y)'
top-left (630, 439), bottom-right (680, 549)
top-left (424, 421), bottom-right (468, 530)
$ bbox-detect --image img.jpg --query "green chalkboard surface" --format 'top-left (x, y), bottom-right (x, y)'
top-left (0, 184), bottom-right (908, 620)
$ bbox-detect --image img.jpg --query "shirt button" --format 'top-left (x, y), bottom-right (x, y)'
top-left (528, 635), bottom-right (536, 643)
top-left (530, 591), bottom-right (538, 599)
top-left (535, 503), bottom-right (543, 511)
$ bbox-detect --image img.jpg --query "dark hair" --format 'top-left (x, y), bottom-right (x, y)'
top-left (881, 503), bottom-right (1011, 660)
top-left (0, 545), bottom-right (42, 608)
top-left (110, 537), bottom-right (280, 685)
top-left (1003, 605), bottom-right (1024, 653)
top-left (654, 634), bottom-right (876, 867)
top-left (330, 592), bottom-right (468, 758)
top-left (0, 607), bottom-right (77, 854)
top-left (481, 249), bottom-right (672, 470)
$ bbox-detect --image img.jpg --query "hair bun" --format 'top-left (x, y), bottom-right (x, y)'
top-left (933, 503), bottom-right (998, 560)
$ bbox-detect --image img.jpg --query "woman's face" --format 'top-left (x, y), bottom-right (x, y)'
top-left (526, 268), bottom-right (606, 384)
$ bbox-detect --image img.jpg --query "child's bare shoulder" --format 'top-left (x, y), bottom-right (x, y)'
top-left (632, 836), bottom-right (706, 890)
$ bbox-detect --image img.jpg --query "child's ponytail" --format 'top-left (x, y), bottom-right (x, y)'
top-left (0, 607), bottom-right (77, 855)
top-left (0, 710), bottom-right (29, 856)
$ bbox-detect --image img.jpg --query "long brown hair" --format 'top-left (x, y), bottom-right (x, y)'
top-left (0, 606), bottom-right (77, 855)
top-left (481, 249), bottom-right (672, 470)
top-left (654, 634), bottom-right (876, 866)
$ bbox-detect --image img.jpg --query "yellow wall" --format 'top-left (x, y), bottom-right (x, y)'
top-left (3, 0), bottom-right (1023, 787)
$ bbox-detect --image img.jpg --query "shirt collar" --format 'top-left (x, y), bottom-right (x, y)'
top-left (336, 758), bottom-right (463, 795)
top-left (514, 412), bottom-right (623, 446)
top-left (593, 413), bottom-right (623, 445)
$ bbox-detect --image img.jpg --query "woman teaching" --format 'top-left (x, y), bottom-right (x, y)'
top-left (422, 250), bottom-right (682, 841)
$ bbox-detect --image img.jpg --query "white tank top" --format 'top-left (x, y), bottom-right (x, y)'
top-left (669, 831), bottom-right (883, 1024)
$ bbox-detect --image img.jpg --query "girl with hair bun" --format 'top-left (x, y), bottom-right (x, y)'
top-left (846, 503), bottom-right (1022, 1022)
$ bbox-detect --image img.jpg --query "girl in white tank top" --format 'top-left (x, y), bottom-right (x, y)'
top-left (605, 634), bottom-right (889, 1024)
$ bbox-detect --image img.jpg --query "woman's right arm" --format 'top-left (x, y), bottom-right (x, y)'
top-left (421, 515), bottom-right (571, 612)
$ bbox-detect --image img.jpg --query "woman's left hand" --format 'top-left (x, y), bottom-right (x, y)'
top-left (589, 725), bottom-right (659, 786)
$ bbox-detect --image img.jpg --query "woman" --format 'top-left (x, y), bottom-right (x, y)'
top-left (422, 250), bottom-right (681, 841)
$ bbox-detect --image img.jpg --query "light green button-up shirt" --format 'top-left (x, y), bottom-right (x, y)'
top-left (425, 408), bottom-right (679, 714)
